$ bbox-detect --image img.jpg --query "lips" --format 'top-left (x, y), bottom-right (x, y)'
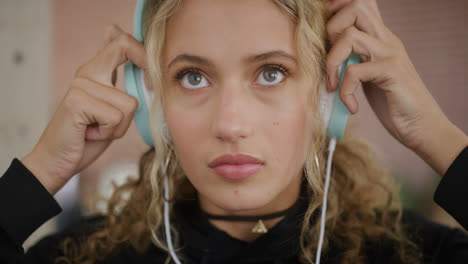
top-left (208, 153), bottom-right (265, 180)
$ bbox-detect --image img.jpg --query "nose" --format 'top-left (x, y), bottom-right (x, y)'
top-left (212, 82), bottom-right (253, 144)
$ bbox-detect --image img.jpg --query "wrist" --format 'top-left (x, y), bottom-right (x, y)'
top-left (412, 117), bottom-right (468, 176)
top-left (20, 151), bottom-right (64, 195)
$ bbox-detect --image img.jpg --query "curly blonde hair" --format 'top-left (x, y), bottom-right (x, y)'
top-left (56, 0), bottom-right (422, 263)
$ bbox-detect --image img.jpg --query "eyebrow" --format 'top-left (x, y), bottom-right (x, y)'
top-left (167, 50), bottom-right (297, 70)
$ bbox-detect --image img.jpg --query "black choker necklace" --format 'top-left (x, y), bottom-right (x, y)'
top-left (200, 197), bottom-right (303, 234)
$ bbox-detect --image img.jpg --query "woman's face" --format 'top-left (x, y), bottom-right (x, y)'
top-left (162, 0), bottom-right (313, 212)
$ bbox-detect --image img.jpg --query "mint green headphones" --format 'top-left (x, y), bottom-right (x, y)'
top-left (124, 0), bottom-right (361, 147)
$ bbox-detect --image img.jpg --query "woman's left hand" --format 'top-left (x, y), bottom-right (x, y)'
top-left (325, 0), bottom-right (468, 176)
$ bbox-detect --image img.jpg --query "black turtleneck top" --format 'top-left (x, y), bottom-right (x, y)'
top-left (1, 146), bottom-right (468, 263)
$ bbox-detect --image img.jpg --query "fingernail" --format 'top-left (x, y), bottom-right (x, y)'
top-left (332, 67), bottom-right (339, 91)
top-left (327, 69), bottom-right (333, 90)
top-left (345, 94), bottom-right (358, 114)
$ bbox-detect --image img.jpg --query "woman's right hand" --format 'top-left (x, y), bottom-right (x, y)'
top-left (21, 25), bottom-right (146, 195)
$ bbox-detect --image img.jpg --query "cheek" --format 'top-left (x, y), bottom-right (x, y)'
top-left (267, 104), bottom-right (310, 172)
top-left (165, 107), bottom-right (207, 174)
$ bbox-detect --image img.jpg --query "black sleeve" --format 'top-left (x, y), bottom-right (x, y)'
top-left (434, 146), bottom-right (468, 231)
top-left (0, 158), bottom-right (62, 264)
top-left (401, 210), bottom-right (468, 263)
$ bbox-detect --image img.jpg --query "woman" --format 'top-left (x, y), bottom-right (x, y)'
top-left (1, 0), bottom-right (467, 263)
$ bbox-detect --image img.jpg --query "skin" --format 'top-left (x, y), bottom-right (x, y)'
top-left (162, 0), bottom-right (312, 241)
top-left (324, 0), bottom-right (468, 176)
top-left (20, 0), bottom-right (468, 243)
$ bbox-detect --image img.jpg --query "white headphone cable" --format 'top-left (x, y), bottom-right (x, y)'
top-left (164, 173), bottom-right (182, 264)
top-left (163, 137), bottom-right (337, 264)
top-left (315, 137), bottom-right (337, 264)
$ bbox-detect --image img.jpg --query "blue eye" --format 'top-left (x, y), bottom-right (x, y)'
top-left (174, 64), bottom-right (289, 89)
top-left (255, 65), bottom-right (288, 86)
top-left (176, 69), bottom-right (209, 89)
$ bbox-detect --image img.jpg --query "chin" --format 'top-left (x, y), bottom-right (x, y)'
top-left (203, 182), bottom-right (279, 213)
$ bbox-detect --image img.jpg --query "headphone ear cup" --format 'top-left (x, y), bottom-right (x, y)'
top-left (123, 0), bottom-right (155, 146)
top-left (321, 53), bottom-right (361, 140)
top-left (124, 62), bottom-right (155, 146)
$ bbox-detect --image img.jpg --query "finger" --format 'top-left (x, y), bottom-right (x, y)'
top-left (72, 77), bottom-right (139, 139)
top-left (327, 0), bottom-right (386, 43)
top-left (327, 0), bottom-right (352, 13)
top-left (101, 25), bottom-right (127, 85)
top-left (327, 0), bottom-right (383, 19)
top-left (103, 24), bottom-right (125, 47)
top-left (76, 32), bottom-right (147, 86)
top-left (327, 26), bottom-right (389, 90)
top-left (338, 60), bottom-right (393, 114)
top-left (82, 97), bottom-right (123, 141)
top-left (66, 88), bottom-right (124, 141)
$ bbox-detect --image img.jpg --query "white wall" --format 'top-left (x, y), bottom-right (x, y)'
top-left (0, 0), bottom-right (55, 250)
top-left (0, 0), bottom-right (51, 172)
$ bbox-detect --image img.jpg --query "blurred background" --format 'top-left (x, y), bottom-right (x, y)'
top-left (0, 0), bottom-right (467, 250)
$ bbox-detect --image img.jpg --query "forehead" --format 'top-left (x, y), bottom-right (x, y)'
top-left (163, 0), bottom-right (296, 67)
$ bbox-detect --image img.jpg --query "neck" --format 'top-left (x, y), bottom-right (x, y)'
top-left (210, 215), bottom-right (286, 242)
top-left (198, 174), bottom-right (303, 242)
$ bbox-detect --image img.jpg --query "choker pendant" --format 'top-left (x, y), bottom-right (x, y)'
top-left (251, 219), bottom-right (268, 233)
top-left (202, 196), bottom-right (303, 235)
